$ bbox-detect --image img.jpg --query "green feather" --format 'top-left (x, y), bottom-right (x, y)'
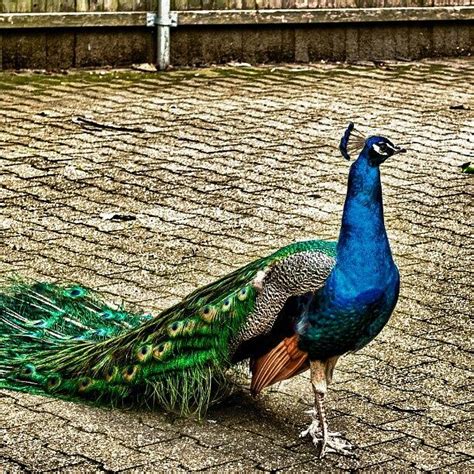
top-left (0, 240), bottom-right (336, 415)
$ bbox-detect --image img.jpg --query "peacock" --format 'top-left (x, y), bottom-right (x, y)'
top-left (0, 123), bottom-right (405, 458)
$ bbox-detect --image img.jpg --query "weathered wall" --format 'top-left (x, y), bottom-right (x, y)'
top-left (0, 28), bottom-right (155, 69)
top-left (171, 22), bottom-right (473, 65)
top-left (0, 21), bottom-right (472, 69)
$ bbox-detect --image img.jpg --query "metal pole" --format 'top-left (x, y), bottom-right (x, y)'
top-left (157, 0), bottom-right (171, 70)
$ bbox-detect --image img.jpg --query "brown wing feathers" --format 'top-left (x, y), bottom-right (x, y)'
top-left (250, 335), bottom-right (309, 396)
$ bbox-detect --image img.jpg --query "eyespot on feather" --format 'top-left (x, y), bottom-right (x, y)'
top-left (78, 376), bottom-right (93, 392)
top-left (201, 305), bottom-right (217, 323)
top-left (104, 366), bottom-right (118, 382)
top-left (237, 286), bottom-right (250, 301)
top-left (65, 286), bottom-right (87, 298)
top-left (136, 344), bottom-right (153, 362)
top-left (153, 342), bottom-right (172, 360)
top-left (168, 320), bottom-right (185, 337)
top-left (221, 297), bottom-right (233, 312)
top-left (21, 363), bottom-right (36, 377)
top-left (101, 309), bottom-right (115, 320)
top-left (46, 374), bottom-right (62, 391)
top-left (123, 365), bottom-right (140, 383)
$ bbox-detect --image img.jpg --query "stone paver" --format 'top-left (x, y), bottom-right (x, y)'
top-left (0, 61), bottom-right (473, 472)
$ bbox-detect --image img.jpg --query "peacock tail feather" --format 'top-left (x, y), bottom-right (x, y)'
top-left (0, 240), bottom-right (336, 416)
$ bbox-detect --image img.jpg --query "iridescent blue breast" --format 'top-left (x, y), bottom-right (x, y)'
top-left (297, 267), bottom-right (400, 360)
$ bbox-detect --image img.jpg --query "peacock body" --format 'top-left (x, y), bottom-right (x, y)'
top-left (0, 124), bottom-right (405, 457)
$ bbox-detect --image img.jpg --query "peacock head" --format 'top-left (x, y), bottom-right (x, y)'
top-left (364, 135), bottom-right (406, 166)
top-left (340, 123), bottom-right (406, 166)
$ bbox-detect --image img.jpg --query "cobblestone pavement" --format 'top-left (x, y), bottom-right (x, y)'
top-left (0, 60), bottom-right (473, 473)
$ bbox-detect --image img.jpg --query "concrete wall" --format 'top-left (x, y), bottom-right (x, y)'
top-left (171, 22), bottom-right (473, 66)
top-left (0, 28), bottom-right (154, 69)
top-left (0, 21), bottom-right (472, 69)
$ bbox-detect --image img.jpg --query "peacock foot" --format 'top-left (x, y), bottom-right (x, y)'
top-left (300, 410), bottom-right (354, 458)
top-left (299, 409), bottom-right (322, 438)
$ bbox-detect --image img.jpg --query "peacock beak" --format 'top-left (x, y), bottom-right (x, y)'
top-left (392, 146), bottom-right (407, 155)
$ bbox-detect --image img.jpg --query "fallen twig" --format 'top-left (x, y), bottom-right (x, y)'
top-left (72, 116), bottom-right (147, 133)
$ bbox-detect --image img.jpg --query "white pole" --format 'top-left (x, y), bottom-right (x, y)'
top-left (157, 0), bottom-right (171, 70)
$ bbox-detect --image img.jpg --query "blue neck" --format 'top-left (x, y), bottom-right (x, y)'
top-left (334, 153), bottom-right (394, 285)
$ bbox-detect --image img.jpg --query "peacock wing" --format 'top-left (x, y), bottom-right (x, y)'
top-left (229, 245), bottom-right (337, 394)
top-left (250, 335), bottom-right (309, 396)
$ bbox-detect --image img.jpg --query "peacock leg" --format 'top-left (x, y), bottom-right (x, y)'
top-left (300, 359), bottom-right (354, 458)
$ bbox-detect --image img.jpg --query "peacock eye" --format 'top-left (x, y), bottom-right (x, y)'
top-left (373, 143), bottom-right (389, 155)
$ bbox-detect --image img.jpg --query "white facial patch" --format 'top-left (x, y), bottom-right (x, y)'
top-left (372, 142), bottom-right (395, 156)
